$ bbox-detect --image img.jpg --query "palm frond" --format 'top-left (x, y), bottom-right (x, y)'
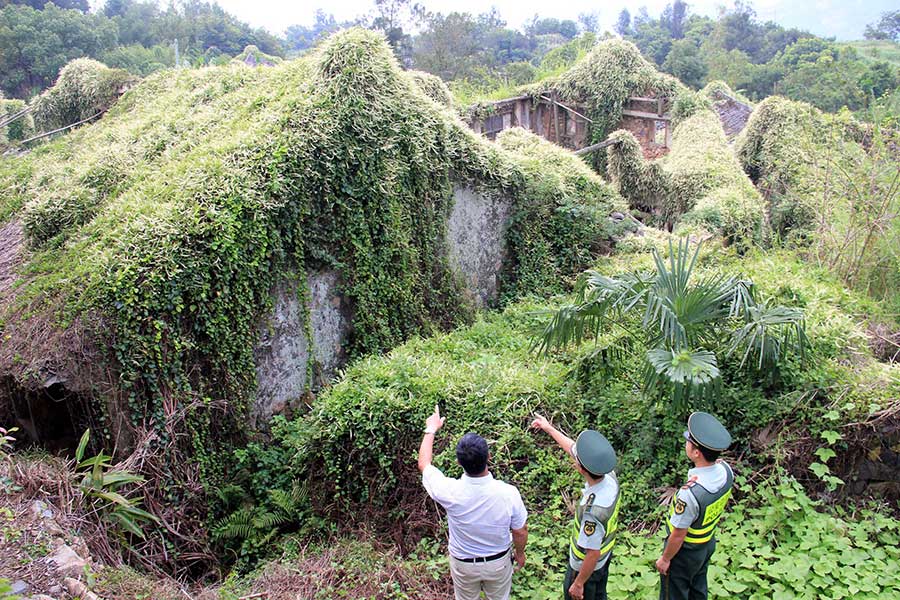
top-left (727, 302), bottom-right (808, 370)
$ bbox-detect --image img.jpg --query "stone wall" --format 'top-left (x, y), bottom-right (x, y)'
top-left (251, 271), bottom-right (351, 426)
top-left (251, 184), bottom-right (512, 425)
top-left (445, 185), bottom-right (512, 308)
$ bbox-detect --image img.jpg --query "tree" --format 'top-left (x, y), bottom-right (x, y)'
top-left (412, 11), bottom-right (482, 81)
top-left (663, 39), bottom-right (707, 89)
top-left (864, 10), bottom-right (900, 42)
top-left (285, 10), bottom-right (340, 53)
top-left (526, 16), bottom-right (579, 40)
top-left (578, 11), bottom-right (599, 34)
top-left (0, 3), bottom-right (118, 98)
top-left (535, 239), bottom-right (807, 410)
top-left (661, 0), bottom-right (688, 39)
top-left (1, 0), bottom-right (89, 11)
top-left (615, 9), bottom-right (631, 36)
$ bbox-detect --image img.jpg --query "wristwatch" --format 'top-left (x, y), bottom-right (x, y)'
top-left (423, 428), bottom-right (437, 435)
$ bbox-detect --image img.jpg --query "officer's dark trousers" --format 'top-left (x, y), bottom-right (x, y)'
top-left (659, 539), bottom-right (716, 600)
top-left (563, 555), bottom-right (610, 600)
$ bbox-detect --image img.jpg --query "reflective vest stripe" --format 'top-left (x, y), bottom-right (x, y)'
top-left (570, 492), bottom-right (621, 562)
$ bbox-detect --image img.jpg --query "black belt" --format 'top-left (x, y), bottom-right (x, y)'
top-left (453, 549), bottom-right (510, 563)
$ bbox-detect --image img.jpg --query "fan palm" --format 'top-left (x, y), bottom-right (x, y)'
top-left (534, 238), bottom-right (807, 409)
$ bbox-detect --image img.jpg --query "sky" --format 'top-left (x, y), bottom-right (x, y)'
top-left (203, 0), bottom-right (894, 41)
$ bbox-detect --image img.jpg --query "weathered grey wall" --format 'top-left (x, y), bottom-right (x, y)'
top-left (251, 271), bottom-right (350, 426)
top-left (252, 185), bottom-right (512, 424)
top-left (445, 185), bottom-right (512, 308)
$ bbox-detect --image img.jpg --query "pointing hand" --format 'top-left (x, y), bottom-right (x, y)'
top-left (426, 404), bottom-right (445, 432)
top-left (530, 413), bottom-right (550, 431)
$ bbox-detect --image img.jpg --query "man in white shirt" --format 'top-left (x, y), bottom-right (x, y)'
top-left (418, 405), bottom-right (528, 600)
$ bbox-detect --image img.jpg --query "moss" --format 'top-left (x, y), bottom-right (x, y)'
top-left (407, 70), bottom-right (453, 108)
top-left (607, 108), bottom-right (765, 249)
top-left (30, 58), bottom-right (138, 132)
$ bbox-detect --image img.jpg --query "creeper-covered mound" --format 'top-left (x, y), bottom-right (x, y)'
top-left (734, 95), bottom-right (899, 305)
top-left (232, 44), bottom-right (283, 67)
top-left (607, 104), bottom-right (765, 248)
top-left (554, 38), bottom-right (685, 144)
top-left (407, 70), bottom-right (454, 108)
top-left (0, 29), bottom-right (625, 568)
top-left (497, 127), bottom-right (630, 296)
top-left (30, 58), bottom-right (138, 132)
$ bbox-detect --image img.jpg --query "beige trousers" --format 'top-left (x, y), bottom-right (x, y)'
top-left (449, 550), bottom-right (514, 600)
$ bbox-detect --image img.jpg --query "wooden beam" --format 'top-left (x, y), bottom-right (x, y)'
top-left (552, 91), bottom-right (560, 143)
top-left (0, 105), bottom-right (33, 130)
top-left (574, 138), bottom-right (620, 155)
top-left (539, 95), bottom-right (593, 123)
top-left (621, 109), bottom-right (671, 121)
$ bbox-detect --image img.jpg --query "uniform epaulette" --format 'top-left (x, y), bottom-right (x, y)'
top-left (681, 476), bottom-right (699, 489)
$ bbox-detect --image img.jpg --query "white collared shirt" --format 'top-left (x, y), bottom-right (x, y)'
top-left (422, 465), bottom-right (528, 559)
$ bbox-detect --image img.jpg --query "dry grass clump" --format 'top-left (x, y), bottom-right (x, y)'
top-left (408, 69), bottom-right (454, 108)
top-left (238, 540), bottom-right (451, 600)
top-left (30, 58), bottom-right (138, 132)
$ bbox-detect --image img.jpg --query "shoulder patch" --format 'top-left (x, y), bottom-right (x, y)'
top-left (674, 499), bottom-right (687, 515)
top-left (583, 521), bottom-right (597, 536)
top-left (681, 475), bottom-right (699, 489)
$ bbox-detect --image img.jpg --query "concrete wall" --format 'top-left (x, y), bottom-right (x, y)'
top-left (251, 271), bottom-right (351, 426)
top-left (251, 184), bottom-right (512, 425)
top-left (445, 185), bottom-right (512, 308)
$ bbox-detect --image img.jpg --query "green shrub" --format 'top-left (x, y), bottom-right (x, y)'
top-left (607, 108), bottom-right (766, 248)
top-left (31, 58), bottom-right (138, 132)
top-left (407, 70), bottom-right (454, 108)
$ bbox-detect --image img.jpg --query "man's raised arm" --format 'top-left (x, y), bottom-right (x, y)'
top-left (417, 404), bottom-right (445, 473)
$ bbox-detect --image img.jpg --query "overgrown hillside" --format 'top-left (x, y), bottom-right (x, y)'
top-left (0, 29), bottom-right (628, 570)
top-left (736, 95), bottom-right (900, 310)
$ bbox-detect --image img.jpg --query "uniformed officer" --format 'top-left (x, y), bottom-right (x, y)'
top-left (531, 414), bottom-right (621, 600)
top-left (656, 411), bottom-right (734, 600)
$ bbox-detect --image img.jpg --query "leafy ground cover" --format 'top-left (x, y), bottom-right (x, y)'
top-left (222, 237), bottom-right (898, 581)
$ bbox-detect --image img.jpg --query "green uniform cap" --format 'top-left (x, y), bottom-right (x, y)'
top-left (572, 430), bottom-right (616, 475)
top-left (683, 411), bottom-right (732, 451)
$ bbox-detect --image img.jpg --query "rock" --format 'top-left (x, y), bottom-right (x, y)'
top-left (48, 585), bottom-right (63, 595)
top-left (9, 580), bottom-right (28, 595)
top-left (63, 578), bottom-right (100, 600)
top-left (47, 543), bottom-right (87, 577)
top-left (28, 595), bottom-right (56, 600)
top-left (610, 211), bottom-right (625, 222)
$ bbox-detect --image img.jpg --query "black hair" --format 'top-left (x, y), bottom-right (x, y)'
top-left (697, 444), bottom-right (721, 463)
top-left (456, 433), bottom-right (489, 475)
